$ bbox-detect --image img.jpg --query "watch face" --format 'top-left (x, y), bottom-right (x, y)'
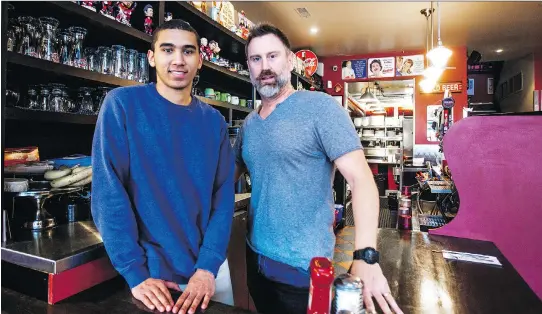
top-left (365, 249), bottom-right (378, 263)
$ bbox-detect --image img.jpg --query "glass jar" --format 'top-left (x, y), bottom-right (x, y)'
top-left (85, 47), bottom-right (99, 72)
top-left (137, 52), bottom-right (149, 83)
top-left (111, 45), bottom-right (126, 78)
top-left (125, 49), bottom-right (139, 81)
top-left (38, 85), bottom-right (51, 111)
top-left (9, 18), bottom-right (24, 53)
top-left (18, 16), bottom-right (41, 58)
top-left (26, 85), bottom-right (39, 109)
top-left (97, 46), bottom-right (112, 75)
top-left (50, 88), bottom-right (66, 112)
top-left (57, 29), bottom-right (73, 66)
top-left (77, 87), bottom-right (95, 115)
top-left (68, 26), bottom-right (87, 69)
top-left (38, 17), bottom-right (60, 62)
top-left (95, 86), bottom-right (112, 113)
top-left (63, 89), bottom-right (77, 113)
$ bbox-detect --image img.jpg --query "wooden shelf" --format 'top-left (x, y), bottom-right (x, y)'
top-left (175, 2), bottom-right (246, 46)
top-left (48, 1), bottom-right (152, 44)
top-left (202, 60), bottom-right (251, 83)
top-left (197, 96), bottom-right (252, 113)
top-left (5, 107), bottom-right (98, 125)
top-left (7, 52), bottom-right (142, 87)
top-left (292, 71), bottom-right (322, 91)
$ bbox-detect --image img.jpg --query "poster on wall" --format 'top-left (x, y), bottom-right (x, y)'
top-left (467, 78), bottom-right (475, 96)
top-left (487, 78), bottom-right (494, 94)
top-left (427, 105), bottom-right (441, 142)
top-left (368, 57), bottom-right (395, 78)
top-left (341, 59), bottom-right (367, 80)
top-left (396, 55), bottom-right (424, 76)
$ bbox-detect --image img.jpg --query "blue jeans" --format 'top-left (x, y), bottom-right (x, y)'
top-left (246, 244), bottom-right (310, 314)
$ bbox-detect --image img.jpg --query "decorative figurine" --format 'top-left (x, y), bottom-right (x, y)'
top-left (100, 1), bottom-right (115, 19)
top-left (116, 1), bottom-right (136, 27)
top-left (143, 4), bottom-right (154, 35)
top-left (165, 12), bottom-right (173, 22)
top-left (200, 38), bottom-right (212, 61)
top-left (81, 1), bottom-right (96, 12)
top-left (209, 40), bottom-right (220, 63)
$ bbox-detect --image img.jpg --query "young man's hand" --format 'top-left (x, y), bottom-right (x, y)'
top-left (131, 278), bottom-right (180, 312)
top-left (173, 269), bottom-right (215, 314)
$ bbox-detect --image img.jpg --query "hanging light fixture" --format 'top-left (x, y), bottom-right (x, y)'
top-left (426, 1), bottom-right (452, 68)
top-left (358, 84), bottom-right (380, 104)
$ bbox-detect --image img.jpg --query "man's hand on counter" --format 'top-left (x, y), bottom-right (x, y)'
top-left (350, 261), bottom-right (404, 314)
top-left (173, 269), bottom-right (215, 314)
top-left (131, 278), bottom-right (178, 312)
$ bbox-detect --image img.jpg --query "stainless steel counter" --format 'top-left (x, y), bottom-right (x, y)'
top-left (1, 194), bottom-right (251, 274)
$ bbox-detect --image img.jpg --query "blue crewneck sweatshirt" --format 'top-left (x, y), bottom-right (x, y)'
top-left (91, 83), bottom-right (235, 288)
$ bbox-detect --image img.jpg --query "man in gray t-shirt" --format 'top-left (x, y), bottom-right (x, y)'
top-left (235, 24), bottom-right (403, 314)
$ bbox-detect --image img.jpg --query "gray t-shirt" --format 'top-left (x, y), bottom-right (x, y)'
top-left (234, 90), bottom-right (362, 270)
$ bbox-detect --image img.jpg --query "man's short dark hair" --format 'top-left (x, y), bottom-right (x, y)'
top-left (245, 23), bottom-right (291, 57)
top-left (151, 19), bottom-right (201, 51)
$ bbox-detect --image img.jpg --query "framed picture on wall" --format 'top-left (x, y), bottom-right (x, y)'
top-left (341, 59), bottom-right (367, 80)
top-left (467, 78), bottom-right (475, 96)
top-left (487, 78), bottom-right (494, 94)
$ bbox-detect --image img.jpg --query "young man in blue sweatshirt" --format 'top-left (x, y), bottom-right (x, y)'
top-left (91, 20), bottom-right (235, 314)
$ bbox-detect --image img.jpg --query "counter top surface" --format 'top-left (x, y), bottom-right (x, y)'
top-left (1, 194), bottom-right (251, 274)
top-left (2, 228), bottom-right (542, 313)
top-left (2, 276), bottom-right (255, 314)
top-left (371, 229), bottom-right (542, 313)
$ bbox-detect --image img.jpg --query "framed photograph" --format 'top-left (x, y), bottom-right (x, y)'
top-left (487, 78), bottom-right (494, 95)
top-left (467, 78), bottom-right (475, 96)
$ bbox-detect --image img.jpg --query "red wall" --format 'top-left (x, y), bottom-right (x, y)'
top-left (535, 50), bottom-right (542, 90)
top-left (321, 46), bottom-right (468, 145)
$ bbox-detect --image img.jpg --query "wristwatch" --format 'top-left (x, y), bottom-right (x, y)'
top-left (353, 247), bottom-right (380, 264)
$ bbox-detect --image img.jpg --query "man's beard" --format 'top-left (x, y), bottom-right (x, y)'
top-left (250, 68), bottom-right (290, 99)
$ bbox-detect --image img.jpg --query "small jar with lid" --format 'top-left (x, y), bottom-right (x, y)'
top-left (332, 273), bottom-right (364, 314)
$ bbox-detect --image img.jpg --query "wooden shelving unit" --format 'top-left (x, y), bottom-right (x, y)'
top-left (7, 52), bottom-right (142, 87)
top-left (4, 107), bottom-right (98, 125)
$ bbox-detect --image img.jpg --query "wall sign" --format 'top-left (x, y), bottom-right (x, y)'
top-left (295, 50), bottom-right (318, 77)
top-left (396, 55), bottom-right (425, 76)
top-left (341, 59), bottom-right (367, 80)
top-left (368, 57), bottom-right (395, 78)
top-left (421, 82), bottom-right (463, 94)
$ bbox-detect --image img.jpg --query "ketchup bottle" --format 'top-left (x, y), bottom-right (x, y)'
top-left (307, 257), bottom-right (335, 314)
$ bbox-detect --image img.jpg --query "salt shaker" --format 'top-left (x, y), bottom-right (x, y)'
top-left (332, 273), bottom-right (364, 314)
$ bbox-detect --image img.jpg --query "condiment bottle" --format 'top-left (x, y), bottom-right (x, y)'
top-left (332, 273), bottom-right (364, 314)
top-left (307, 257), bottom-right (335, 314)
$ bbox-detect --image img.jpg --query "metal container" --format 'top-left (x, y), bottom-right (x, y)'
top-left (332, 273), bottom-right (364, 314)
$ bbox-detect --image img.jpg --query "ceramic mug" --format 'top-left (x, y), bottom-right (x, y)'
top-left (239, 99), bottom-right (247, 107)
top-left (231, 96), bottom-right (239, 105)
top-left (214, 91), bottom-right (221, 100)
top-left (247, 100), bottom-right (253, 108)
top-left (220, 93), bottom-right (231, 102)
top-left (204, 88), bottom-right (215, 98)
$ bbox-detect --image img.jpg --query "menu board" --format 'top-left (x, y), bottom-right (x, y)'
top-left (368, 57), bottom-right (395, 78)
top-left (396, 55), bottom-right (425, 76)
top-left (341, 59), bottom-right (367, 79)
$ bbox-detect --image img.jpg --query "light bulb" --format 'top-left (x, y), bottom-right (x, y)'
top-left (427, 45), bottom-right (452, 68)
top-left (422, 66), bottom-right (445, 81)
top-left (420, 79), bottom-right (437, 93)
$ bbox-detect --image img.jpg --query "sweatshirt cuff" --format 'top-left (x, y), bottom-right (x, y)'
top-left (194, 247), bottom-right (224, 277)
top-left (122, 264), bottom-right (151, 289)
